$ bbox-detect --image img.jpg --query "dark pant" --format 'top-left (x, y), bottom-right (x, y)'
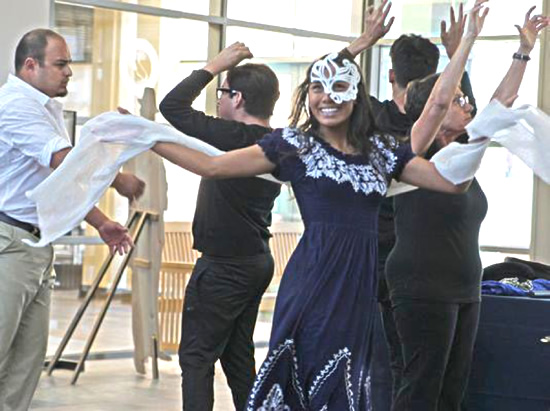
top-left (372, 265), bottom-right (404, 410)
top-left (377, 242), bottom-right (404, 404)
top-left (391, 300), bottom-right (480, 411)
top-left (379, 296), bottom-right (404, 401)
top-left (179, 253), bottom-right (274, 411)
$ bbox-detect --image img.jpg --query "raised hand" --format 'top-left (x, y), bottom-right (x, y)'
top-left (491, 6), bottom-right (548, 106)
top-left (347, 0), bottom-right (394, 57)
top-left (465, 0), bottom-right (490, 39)
top-left (516, 6), bottom-right (549, 54)
top-left (97, 220), bottom-right (134, 255)
top-left (203, 42), bottom-right (253, 76)
top-left (441, 3), bottom-right (467, 58)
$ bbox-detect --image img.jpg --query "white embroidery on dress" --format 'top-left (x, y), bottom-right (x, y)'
top-left (249, 339), bottom-right (360, 411)
top-left (309, 348), bottom-right (351, 399)
top-left (357, 368), bottom-right (364, 406)
top-left (281, 128), bottom-right (399, 196)
top-left (355, 367), bottom-right (373, 410)
top-left (257, 384), bottom-right (291, 411)
top-left (363, 372), bottom-right (373, 411)
top-left (247, 339), bottom-right (306, 411)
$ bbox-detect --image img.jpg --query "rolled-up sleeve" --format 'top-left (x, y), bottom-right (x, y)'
top-left (0, 99), bottom-right (71, 167)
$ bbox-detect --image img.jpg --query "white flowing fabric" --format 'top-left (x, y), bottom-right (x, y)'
top-left (430, 100), bottom-right (550, 185)
top-left (430, 137), bottom-right (490, 184)
top-left (25, 112), bottom-right (276, 247)
top-left (25, 112), bottom-right (415, 246)
top-left (26, 102), bottom-right (548, 246)
top-left (467, 100), bottom-right (550, 183)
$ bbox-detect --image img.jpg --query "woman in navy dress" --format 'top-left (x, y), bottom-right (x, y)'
top-left (152, 8), bottom-right (486, 406)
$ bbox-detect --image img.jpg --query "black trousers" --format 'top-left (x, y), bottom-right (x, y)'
top-left (379, 295), bottom-right (404, 401)
top-left (179, 253), bottom-right (274, 411)
top-left (391, 300), bottom-right (480, 411)
top-left (372, 251), bottom-right (404, 409)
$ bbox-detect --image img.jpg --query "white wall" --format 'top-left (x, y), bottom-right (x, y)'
top-left (0, 0), bottom-right (51, 83)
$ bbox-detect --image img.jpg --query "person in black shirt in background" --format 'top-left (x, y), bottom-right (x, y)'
top-left (159, 43), bottom-right (281, 411)
top-left (344, 2), bottom-right (475, 407)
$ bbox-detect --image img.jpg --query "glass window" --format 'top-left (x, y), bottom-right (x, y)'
top-left (468, 40), bottom-right (540, 108)
top-left (55, 4), bottom-right (209, 223)
top-left (56, 5), bottom-right (208, 118)
top-left (227, 0), bottom-right (362, 36)
top-left (385, 0), bottom-right (543, 39)
top-left (477, 148), bottom-right (533, 249)
top-left (468, 40), bottom-right (539, 251)
top-left (109, 0), bottom-right (209, 15)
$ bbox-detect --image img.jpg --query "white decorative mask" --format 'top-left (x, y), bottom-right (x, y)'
top-left (310, 52), bottom-right (361, 104)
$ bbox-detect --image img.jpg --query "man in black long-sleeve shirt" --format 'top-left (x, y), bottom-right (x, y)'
top-left (159, 43), bottom-right (281, 411)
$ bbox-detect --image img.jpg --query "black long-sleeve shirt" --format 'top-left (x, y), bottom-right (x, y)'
top-left (159, 69), bottom-right (281, 257)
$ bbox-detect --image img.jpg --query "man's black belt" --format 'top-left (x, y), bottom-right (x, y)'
top-left (0, 211), bottom-right (40, 238)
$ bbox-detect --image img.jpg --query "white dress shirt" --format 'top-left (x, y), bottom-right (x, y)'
top-left (0, 74), bottom-right (71, 225)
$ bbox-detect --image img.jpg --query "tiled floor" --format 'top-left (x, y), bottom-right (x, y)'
top-left (31, 290), bottom-right (271, 410)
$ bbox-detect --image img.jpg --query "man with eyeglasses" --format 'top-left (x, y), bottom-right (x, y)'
top-left (159, 42), bottom-right (281, 411)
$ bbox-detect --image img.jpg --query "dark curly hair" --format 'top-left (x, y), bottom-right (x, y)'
top-left (288, 52), bottom-right (383, 157)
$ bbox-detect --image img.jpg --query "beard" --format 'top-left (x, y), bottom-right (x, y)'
top-left (56, 87), bottom-right (69, 98)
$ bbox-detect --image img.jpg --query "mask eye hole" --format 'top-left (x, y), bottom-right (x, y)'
top-left (332, 81), bottom-right (350, 93)
top-left (309, 82), bottom-right (324, 93)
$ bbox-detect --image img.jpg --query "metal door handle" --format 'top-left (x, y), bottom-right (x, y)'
top-left (541, 336), bottom-right (550, 344)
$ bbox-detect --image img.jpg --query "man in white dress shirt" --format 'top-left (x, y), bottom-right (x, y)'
top-left (0, 28), bottom-right (144, 410)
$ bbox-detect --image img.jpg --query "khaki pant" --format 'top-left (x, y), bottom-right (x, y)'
top-left (0, 222), bottom-right (54, 411)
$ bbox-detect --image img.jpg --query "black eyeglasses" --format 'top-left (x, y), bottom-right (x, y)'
top-left (453, 94), bottom-right (470, 108)
top-left (216, 87), bottom-right (239, 99)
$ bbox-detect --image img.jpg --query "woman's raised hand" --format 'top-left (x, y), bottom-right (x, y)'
top-left (465, 0), bottom-right (489, 39)
top-left (441, 3), bottom-right (467, 58)
top-left (346, 0), bottom-right (394, 57)
top-left (516, 6), bottom-right (549, 54)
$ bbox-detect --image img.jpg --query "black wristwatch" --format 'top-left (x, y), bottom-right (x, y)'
top-left (513, 52), bottom-right (531, 61)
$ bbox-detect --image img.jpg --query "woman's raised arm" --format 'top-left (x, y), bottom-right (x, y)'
top-left (410, 0), bottom-right (488, 156)
top-left (491, 6), bottom-right (549, 106)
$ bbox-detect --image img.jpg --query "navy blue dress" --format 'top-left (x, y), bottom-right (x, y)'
top-left (247, 128), bottom-right (414, 411)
